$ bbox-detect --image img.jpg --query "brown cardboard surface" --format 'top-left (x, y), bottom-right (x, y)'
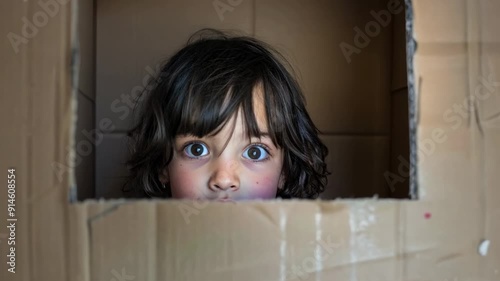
top-left (0, 0), bottom-right (29, 277)
top-left (391, 6), bottom-right (407, 91)
top-left (320, 136), bottom-right (391, 198)
top-left (95, 133), bottom-right (129, 198)
top-left (1, 1), bottom-right (500, 281)
top-left (389, 89), bottom-right (410, 198)
top-left (255, 0), bottom-right (392, 135)
top-left (75, 91), bottom-right (95, 200)
top-left (75, 0), bottom-right (95, 200)
top-left (77, 0), bottom-right (94, 101)
top-left (96, 0), bottom-right (254, 133)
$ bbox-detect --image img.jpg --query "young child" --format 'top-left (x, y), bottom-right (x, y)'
top-left (125, 29), bottom-right (329, 200)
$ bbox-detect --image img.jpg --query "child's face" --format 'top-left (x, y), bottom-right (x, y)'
top-left (161, 88), bottom-right (284, 201)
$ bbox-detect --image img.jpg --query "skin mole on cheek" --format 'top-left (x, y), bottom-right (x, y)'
top-left (256, 181), bottom-right (259, 185)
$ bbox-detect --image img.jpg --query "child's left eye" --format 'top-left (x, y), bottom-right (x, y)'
top-left (242, 145), bottom-right (269, 161)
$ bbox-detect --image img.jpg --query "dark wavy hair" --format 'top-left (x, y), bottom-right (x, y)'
top-left (125, 28), bottom-right (330, 199)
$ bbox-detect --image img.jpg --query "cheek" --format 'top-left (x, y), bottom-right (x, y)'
top-left (243, 158), bottom-right (283, 199)
top-left (168, 164), bottom-right (201, 198)
top-left (248, 174), bottom-right (280, 198)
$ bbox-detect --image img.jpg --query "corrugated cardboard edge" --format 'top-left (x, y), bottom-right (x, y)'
top-left (405, 0), bottom-right (419, 199)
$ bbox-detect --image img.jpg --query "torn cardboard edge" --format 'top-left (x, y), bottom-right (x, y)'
top-left (405, 0), bottom-right (418, 199)
top-left (69, 0), bottom-right (81, 203)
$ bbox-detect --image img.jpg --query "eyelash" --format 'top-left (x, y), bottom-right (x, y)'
top-left (182, 141), bottom-right (208, 160)
top-left (181, 141), bottom-right (272, 161)
top-left (248, 143), bottom-right (271, 162)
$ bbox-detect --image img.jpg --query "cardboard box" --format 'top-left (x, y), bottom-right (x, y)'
top-left (1, 0), bottom-right (499, 280)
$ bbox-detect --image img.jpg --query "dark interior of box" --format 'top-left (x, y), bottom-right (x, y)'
top-left (74, 0), bottom-right (411, 201)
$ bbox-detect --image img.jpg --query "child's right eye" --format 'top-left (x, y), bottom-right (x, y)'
top-left (184, 142), bottom-right (209, 158)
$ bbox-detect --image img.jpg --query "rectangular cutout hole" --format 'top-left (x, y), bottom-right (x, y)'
top-left (73, 0), bottom-right (415, 202)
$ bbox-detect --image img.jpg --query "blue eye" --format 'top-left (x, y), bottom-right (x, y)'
top-left (243, 145), bottom-right (269, 161)
top-left (184, 142), bottom-right (209, 158)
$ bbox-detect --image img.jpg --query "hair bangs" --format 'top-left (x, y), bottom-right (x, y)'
top-left (173, 78), bottom-right (256, 139)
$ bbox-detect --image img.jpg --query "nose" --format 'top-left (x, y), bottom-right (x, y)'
top-left (208, 160), bottom-right (240, 192)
